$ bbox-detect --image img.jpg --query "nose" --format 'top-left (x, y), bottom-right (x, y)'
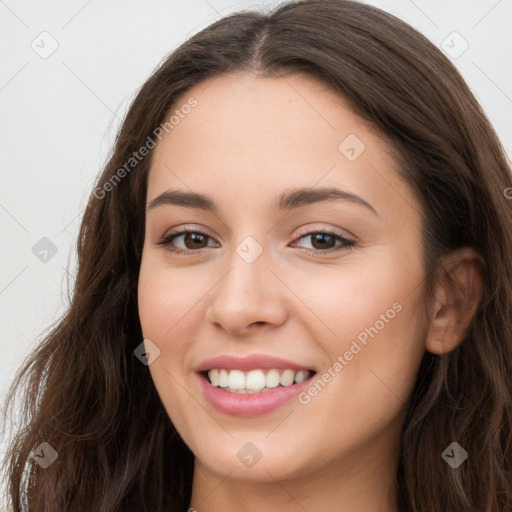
top-left (204, 243), bottom-right (288, 336)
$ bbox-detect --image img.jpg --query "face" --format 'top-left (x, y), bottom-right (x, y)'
top-left (138, 72), bottom-right (430, 483)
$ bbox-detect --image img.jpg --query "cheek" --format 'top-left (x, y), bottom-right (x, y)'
top-left (138, 258), bottom-right (188, 373)
top-left (288, 248), bottom-right (423, 346)
top-left (289, 301), bottom-right (427, 470)
top-left (137, 252), bottom-right (200, 342)
top-left (303, 302), bottom-right (427, 461)
top-left (292, 248), bottom-right (428, 412)
top-left (137, 259), bottom-right (200, 434)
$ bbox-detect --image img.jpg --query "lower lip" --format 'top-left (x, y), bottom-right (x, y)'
top-left (197, 372), bottom-right (315, 416)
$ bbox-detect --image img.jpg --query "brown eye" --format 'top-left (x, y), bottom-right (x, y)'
top-left (156, 230), bottom-right (218, 255)
top-left (309, 233), bottom-right (337, 250)
top-left (293, 230), bottom-right (355, 255)
top-left (179, 232), bottom-right (209, 249)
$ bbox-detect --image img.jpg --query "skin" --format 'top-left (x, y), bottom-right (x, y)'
top-left (137, 72), bottom-right (483, 512)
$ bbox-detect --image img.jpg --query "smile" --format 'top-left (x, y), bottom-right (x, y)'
top-left (198, 368), bottom-right (317, 416)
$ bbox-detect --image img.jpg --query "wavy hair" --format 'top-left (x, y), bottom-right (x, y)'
top-left (2, 1), bottom-right (512, 510)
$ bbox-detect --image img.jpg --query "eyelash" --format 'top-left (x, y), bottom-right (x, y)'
top-left (155, 228), bottom-right (355, 256)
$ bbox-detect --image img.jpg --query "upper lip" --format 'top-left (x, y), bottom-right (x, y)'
top-left (195, 354), bottom-right (315, 373)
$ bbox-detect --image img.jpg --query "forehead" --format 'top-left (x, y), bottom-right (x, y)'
top-left (146, 72), bottom-right (415, 222)
top-left (153, 72), bottom-right (375, 163)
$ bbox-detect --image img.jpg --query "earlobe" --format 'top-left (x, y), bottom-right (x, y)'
top-left (425, 248), bottom-right (484, 355)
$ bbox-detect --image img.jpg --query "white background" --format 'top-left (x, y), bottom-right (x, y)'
top-left (1, 0), bottom-right (511, 507)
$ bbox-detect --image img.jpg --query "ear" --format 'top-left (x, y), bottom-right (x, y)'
top-left (426, 247), bottom-right (484, 355)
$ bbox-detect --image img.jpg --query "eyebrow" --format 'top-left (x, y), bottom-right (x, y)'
top-left (147, 187), bottom-right (378, 216)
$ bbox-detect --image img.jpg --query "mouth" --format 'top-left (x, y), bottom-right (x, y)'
top-left (197, 368), bottom-right (317, 416)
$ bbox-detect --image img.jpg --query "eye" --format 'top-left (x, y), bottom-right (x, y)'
top-left (155, 230), bottom-right (218, 255)
top-left (291, 229), bottom-right (355, 255)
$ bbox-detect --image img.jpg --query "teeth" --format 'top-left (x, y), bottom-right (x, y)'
top-left (228, 370), bottom-right (245, 390)
top-left (206, 368), bottom-right (313, 393)
top-left (265, 369), bottom-right (280, 388)
top-left (219, 369), bottom-right (229, 387)
top-left (294, 370), bottom-right (310, 383)
top-left (246, 369), bottom-right (266, 391)
top-left (280, 369), bottom-right (295, 386)
top-left (209, 369), bottom-right (220, 386)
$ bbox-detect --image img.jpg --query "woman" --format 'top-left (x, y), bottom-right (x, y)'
top-left (2, 1), bottom-right (511, 510)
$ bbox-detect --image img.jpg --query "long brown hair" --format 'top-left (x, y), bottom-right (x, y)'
top-left (2, 1), bottom-right (512, 510)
